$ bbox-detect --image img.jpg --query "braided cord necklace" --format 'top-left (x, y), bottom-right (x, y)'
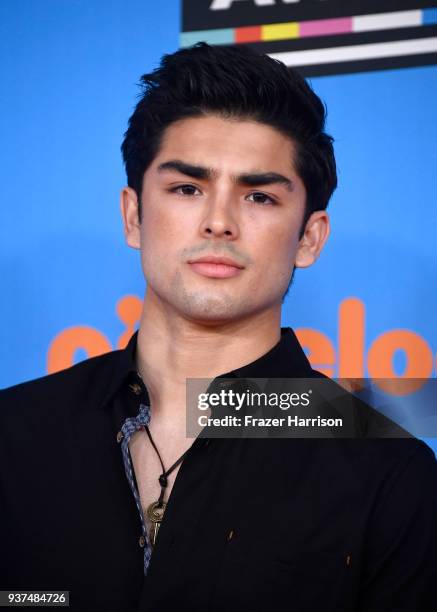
top-left (144, 426), bottom-right (190, 547)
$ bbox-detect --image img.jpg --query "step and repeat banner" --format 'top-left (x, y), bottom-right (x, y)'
top-left (1, 0), bottom-right (436, 448)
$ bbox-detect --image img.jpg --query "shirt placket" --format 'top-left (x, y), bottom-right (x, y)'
top-left (118, 403), bottom-right (152, 575)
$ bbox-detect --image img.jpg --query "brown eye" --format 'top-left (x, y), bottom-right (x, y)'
top-left (172, 184), bottom-right (201, 196)
top-left (247, 192), bottom-right (276, 205)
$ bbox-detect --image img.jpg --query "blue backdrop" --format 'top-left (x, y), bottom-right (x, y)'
top-left (1, 0), bottom-right (436, 452)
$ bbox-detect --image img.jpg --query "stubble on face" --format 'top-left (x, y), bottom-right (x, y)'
top-left (169, 268), bottom-right (248, 322)
top-left (168, 241), bottom-right (258, 322)
top-left (150, 256), bottom-right (294, 325)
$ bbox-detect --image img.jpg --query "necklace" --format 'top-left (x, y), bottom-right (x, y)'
top-left (144, 426), bottom-right (190, 547)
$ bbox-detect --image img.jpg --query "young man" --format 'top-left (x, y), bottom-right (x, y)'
top-left (1, 43), bottom-right (436, 611)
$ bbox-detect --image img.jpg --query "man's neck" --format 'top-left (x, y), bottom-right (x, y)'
top-left (136, 291), bottom-right (282, 420)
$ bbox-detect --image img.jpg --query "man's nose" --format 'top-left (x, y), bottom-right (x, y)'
top-left (198, 195), bottom-right (240, 240)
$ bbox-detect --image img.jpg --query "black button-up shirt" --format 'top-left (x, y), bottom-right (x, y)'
top-left (1, 327), bottom-right (436, 611)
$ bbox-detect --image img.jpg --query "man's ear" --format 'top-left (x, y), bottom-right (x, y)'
top-left (120, 187), bottom-right (141, 250)
top-left (295, 210), bottom-right (330, 268)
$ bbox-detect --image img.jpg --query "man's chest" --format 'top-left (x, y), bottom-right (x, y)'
top-left (128, 428), bottom-right (194, 534)
top-left (4, 428), bottom-right (372, 611)
top-left (137, 438), bottom-right (366, 611)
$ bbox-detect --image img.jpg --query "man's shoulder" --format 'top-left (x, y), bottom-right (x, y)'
top-left (0, 348), bottom-right (124, 415)
top-left (306, 369), bottom-right (437, 474)
top-left (342, 435), bottom-right (436, 480)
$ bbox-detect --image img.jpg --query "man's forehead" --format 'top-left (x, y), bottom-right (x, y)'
top-left (157, 114), bottom-right (297, 152)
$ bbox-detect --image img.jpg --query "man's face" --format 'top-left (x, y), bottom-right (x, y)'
top-left (122, 115), bottom-right (328, 324)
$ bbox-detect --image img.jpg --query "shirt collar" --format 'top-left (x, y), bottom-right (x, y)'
top-left (99, 326), bottom-right (314, 410)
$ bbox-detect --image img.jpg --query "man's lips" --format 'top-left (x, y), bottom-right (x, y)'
top-left (187, 255), bottom-right (245, 279)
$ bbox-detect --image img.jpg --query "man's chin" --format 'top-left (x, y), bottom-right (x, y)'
top-left (146, 274), bottom-right (269, 324)
top-left (178, 297), bottom-right (247, 325)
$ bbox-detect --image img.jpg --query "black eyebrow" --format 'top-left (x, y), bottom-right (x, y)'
top-left (157, 160), bottom-right (294, 192)
top-left (236, 172), bottom-right (294, 192)
top-left (157, 160), bottom-right (215, 180)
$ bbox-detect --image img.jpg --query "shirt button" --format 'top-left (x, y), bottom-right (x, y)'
top-left (139, 535), bottom-right (146, 548)
top-left (116, 431), bottom-right (124, 443)
top-left (129, 383), bottom-right (142, 395)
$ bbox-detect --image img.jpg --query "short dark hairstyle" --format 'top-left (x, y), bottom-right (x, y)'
top-left (121, 42), bottom-right (337, 233)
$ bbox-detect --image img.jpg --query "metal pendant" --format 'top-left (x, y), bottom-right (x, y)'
top-left (147, 500), bottom-right (167, 547)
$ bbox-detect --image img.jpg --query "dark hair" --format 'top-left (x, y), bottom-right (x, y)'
top-left (121, 42), bottom-right (337, 231)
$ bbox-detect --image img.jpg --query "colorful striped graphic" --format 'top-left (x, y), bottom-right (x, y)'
top-left (180, 9), bottom-right (437, 48)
